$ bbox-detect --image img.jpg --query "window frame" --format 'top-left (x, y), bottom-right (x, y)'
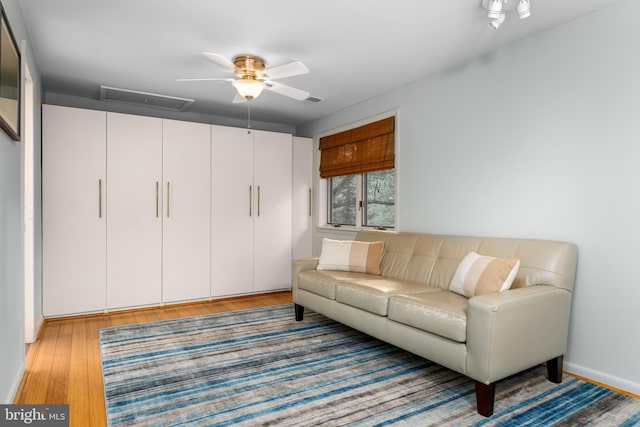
top-left (325, 170), bottom-right (396, 230)
top-left (317, 111), bottom-right (399, 232)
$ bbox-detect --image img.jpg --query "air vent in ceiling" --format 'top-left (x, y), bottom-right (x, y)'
top-left (99, 85), bottom-right (194, 112)
top-left (304, 96), bottom-right (323, 103)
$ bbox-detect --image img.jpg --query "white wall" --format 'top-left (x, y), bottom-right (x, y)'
top-left (298, 0), bottom-right (640, 395)
top-left (0, 0), bottom-right (43, 403)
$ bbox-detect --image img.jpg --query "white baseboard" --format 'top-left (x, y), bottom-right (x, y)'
top-left (564, 362), bottom-right (640, 396)
top-left (3, 361), bottom-right (25, 404)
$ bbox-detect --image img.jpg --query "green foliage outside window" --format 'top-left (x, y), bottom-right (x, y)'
top-left (328, 170), bottom-right (394, 228)
top-left (364, 170), bottom-right (395, 228)
top-left (329, 175), bottom-right (356, 225)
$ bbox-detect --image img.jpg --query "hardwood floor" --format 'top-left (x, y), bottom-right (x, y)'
top-left (13, 291), bottom-right (292, 427)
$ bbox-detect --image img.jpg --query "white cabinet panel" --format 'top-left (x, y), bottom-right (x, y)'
top-left (42, 105), bottom-right (107, 316)
top-left (162, 119), bottom-right (211, 302)
top-left (106, 113), bottom-right (163, 309)
top-left (43, 106), bottom-right (296, 315)
top-left (211, 126), bottom-right (254, 296)
top-left (211, 127), bottom-right (292, 296)
top-left (292, 137), bottom-right (313, 259)
top-left (253, 131), bottom-right (292, 292)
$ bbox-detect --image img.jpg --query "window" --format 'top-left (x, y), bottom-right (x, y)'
top-left (320, 116), bottom-right (396, 229)
top-left (363, 169), bottom-right (395, 227)
top-left (327, 170), bottom-right (395, 228)
top-left (328, 175), bottom-right (357, 225)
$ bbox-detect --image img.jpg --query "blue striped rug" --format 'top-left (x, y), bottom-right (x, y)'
top-left (100, 304), bottom-right (640, 426)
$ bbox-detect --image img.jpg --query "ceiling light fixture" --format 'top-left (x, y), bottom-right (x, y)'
top-left (486, 0), bottom-right (503, 18)
top-left (232, 77), bottom-right (264, 101)
top-left (481, 0), bottom-right (531, 30)
top-left (489, 12), bottom-right (506, 30)
top-left (517, 0), bottom-right (531, 19)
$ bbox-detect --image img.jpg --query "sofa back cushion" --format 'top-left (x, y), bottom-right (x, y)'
top-left (355, 230), bottom-right (577, 293)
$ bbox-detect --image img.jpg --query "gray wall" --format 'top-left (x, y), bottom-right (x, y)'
top-left (298, 0), bottom-right (640, 395)
top-left (0, 0), bottom-right (43, 403)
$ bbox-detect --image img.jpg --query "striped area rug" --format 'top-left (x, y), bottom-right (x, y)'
top-left (100, 304), bottom-right (640, 426)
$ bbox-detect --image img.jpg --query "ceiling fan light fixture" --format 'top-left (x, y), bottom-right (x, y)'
top-left (232, 77), bottom-right (265, 100)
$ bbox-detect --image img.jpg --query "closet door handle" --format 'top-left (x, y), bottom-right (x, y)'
top-left (308, 188), bottom-right (312, 217)
top-left (257, 185), bottom-right (261, 217)
top-left (155, 181), bottom-right (159, 218)
top-left (249, 185), bottom-right (252, 217)
top-left (99, 179), bottom-right (103, 218)
top-left (166, 182), bottom-right (171, 218)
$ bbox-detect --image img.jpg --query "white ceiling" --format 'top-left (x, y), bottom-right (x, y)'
top-left (18, 0), bottom-right (623, 127)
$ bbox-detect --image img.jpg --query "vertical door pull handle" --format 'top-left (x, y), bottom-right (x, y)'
top-left (308, 188), bottom-right (312, 217)
top-left (249, 185), bottom-right (252, 217)
top-left (99, 179), bottom-right (103, 218)
top-left (155, 181), bottom-right (159, 218)
top-left (166, 181), bottom-right (171, 218)
top-left (257, 185), bottom-right (261, 217)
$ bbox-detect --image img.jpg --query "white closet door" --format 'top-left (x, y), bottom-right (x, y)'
top-left (162, 119), bottom-right (211, 303)
top-left (253, 130), bottom-right (293, 292)
top-left (211, 125), bottom-right (254, 296)
top-left (292, 137), bottom-right (313, 259)
top-left (107, 113), bottom-right (163, 309)
top-left (42, 105), bottom-right (107, 316)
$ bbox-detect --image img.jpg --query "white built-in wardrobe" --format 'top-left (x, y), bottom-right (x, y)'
top-left (42, 104), bottom-right (312, 317)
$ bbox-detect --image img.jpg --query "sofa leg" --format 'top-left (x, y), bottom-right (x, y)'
top-left (475, 381), bottom-right (496, 417)
top-left (546, 355), bottom-right (564, 383)
top-left (294, 304), bottom-right (304, 321)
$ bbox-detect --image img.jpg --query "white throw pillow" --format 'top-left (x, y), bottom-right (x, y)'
top-left (317, 238), bottom-right (384, 275)
top-left (449, 251), bottom-right (520, 298)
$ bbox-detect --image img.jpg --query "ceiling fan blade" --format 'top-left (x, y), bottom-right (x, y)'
top-left (264, 81), bottom-right (310, 101)
top-left (202, 52), bottom-right (236, 72)
top-left (176, 77), bottom-right (234, 83)
top-left (262, 61), bottom-right (309, 80)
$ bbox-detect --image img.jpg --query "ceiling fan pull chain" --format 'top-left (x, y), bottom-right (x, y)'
top-left (247, 101), bottom-right (252, 129)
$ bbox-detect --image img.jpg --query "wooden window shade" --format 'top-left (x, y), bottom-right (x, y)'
top-left (319, 117), bottom-right (395, 178)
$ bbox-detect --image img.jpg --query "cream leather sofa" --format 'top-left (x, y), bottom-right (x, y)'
top-left (292, 230), bottom-right (578, 416)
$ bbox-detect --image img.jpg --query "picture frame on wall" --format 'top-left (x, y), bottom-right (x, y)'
top-left (0, 3), bottom-right (20, 141)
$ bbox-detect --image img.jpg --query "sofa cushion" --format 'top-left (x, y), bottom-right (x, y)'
top-left (317, 238), bottom-right (384, 274)
top-left (335, 279), bottom-right (440, 316)
top-left (449, 251), bottom-right (520, 298)
top-left (298, 270), bottom-right (383, 300)
top-left (388, 291), bottom-right (469, 343)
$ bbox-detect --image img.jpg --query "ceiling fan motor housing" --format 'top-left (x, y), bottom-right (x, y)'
top-left (233, 55), bottom-right (265, 79)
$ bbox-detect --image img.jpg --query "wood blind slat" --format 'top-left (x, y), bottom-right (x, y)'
top-left (319, 117), bottom-right (395, 178)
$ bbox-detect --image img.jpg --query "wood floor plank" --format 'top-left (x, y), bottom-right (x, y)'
top-left (45, 320), bottom-right (73, 404)
top-left (13, 291), bottom-right (292, 426)
top-left (68, 319), bottom-right (91, 427)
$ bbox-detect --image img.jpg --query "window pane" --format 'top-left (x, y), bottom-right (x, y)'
top-left (364, 170), bottom-right (395, 227)
top-left (328, 175), bottom-right (356, 225)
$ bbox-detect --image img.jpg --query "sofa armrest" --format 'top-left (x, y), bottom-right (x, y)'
top-left (291, 257), bottom-right (320, 301)
top-left (465, 285), bottom-right (572, 384)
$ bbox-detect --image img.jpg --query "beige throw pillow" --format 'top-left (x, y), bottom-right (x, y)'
top-left (449, 251), bottom-right (520, 297)
top-left (317, 238), bottom-right (384, 275)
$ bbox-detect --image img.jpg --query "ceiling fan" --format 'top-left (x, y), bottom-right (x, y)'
top-left (178, 52), bottom-right (311, 102)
